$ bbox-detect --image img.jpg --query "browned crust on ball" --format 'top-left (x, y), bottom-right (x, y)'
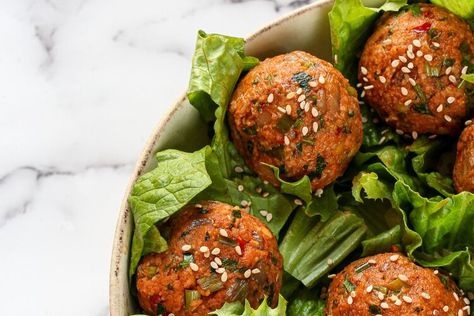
top-left (453, 123), bottom-right (474, 192)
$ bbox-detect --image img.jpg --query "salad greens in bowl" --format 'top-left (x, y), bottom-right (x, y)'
top-left (110, 0), bottom-right (474, 315)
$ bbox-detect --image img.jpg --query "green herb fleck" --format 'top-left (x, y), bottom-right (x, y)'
top-left (292, 72), bottom-right (313, 92)
top-left (221, 258), bottom-right (239, 271)
top-left (354, 261), bottom-right (373, 273)
top-left (424, 63), bottom-right (440, 77)
top-left (178, 253), bottom-right (194, 269)
top-left (343, 277), bottom-right (356, 292)
top-left (252, 78), bottom-right (260, 85)
top-left (232, 210), bottom-right (242, 218)
top-left (205, 232), bottom-right (210, 241)
top-left (309, 154), bottom-right (327, 179)
top-left (428, 28), bottom-right (440, 40)
top-left (410, 4), bottom-right (421, 16)
top-left (443, 58), bottom-right (455, 67)
top-left (303, 137), bottom-right (315, 146)
top-left (276, 114), bottom-right (295, 133)
top-left (295, 142), bottom-right (303, 155)
top-left (348, 110), bottom-right (355, 117)
top-left (243, 125), bottom-right (257, 135)
top-left (157, 303), bottom-right (166, 315)
top-left (369, 304), bottom-right (382, 315)
top-left (414, 84), bottom-right (427, 103)
top-left (343, 125), bottom-right (351, 134)
top-left (413, 103), bottom-right (432, 115)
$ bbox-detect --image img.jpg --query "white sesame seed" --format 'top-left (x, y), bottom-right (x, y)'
top-left (398, 274), bottom-right (409, 282)
top-left (401, 87), bottom-right (408, 96)
top-left (297, 94), bottom-right (306, 102)
top-left (286, 92), bottom-right (295, 99)
top-left (252, 268), bottom-right (261, 274)
top-left (392, 60), bottom-right (400, 67)
top-left (462, 66), bottom-right (469, 75)
top-left (362, 116), bottom-right (368, 123)
top-left (361, 90), bottom-right (366, 98)
top-left (404, 100), bottom-right (413, 106)
top-left (284, 136), bottom-right (290, 145)
top-left (447, 96), bottom-right (456, 104)
top-left (328, 274), bottom-right (336, 279)
top-left (408, 62), bottom-right (414, 69)
top-left (378, 136), bottom-right (386, 145)
top-left (390, 254), bottom-right (399, 262)
top-left (200, 246), bottom-right (209, 253)
top-left (262, 192), bottom-right (270, 198)
top-left (399, 56), bottom-right (408, 63)
top-left (266, 213), bottom-right (273, 222)
top-left (357, 83), bottom-right (363, 88)
top-left (421, 292), bottom-right (431, 299)
top-left (361, 66), bottom-right (368, 75)
top-left (211, 248), bottom-right (221, 256)
top-left (195, 203), bottom-right (203, 208)
top-left (347, 296), bottom-right (353, 305)
top-left (182, 244), bottom-right (192, 252)
top-left (389, 295), bottom-right (398, 302)
top-left (394, 299), bottom-right (402, 306)
top-left (255, 187), bottom-right (262, 194)
top-left (467, 120), bottom-right (473, 126)
top-left (445, 115), bottom-right (452, 122)
top-left (313, 122), bottom-right (319, 133)
top-left (296, 88), bottom-right (303, 95)
top-left (381, 302), bottom-right (389, 309)
top-left (219, 229), bottom-right (228, 237)
top-left (464, 297), bottom-right (470, 305)
top-left (267, 93), bottom-right (274, 103)
top-left (319, 75), bottom-right (325, 84)
top-left (413, 39), bottom-right (421, 47)
top-left (443, 306), bottom-right (449, 312)
top-left (364, 85), bottom-right (374, 90)
top-left (169, 313), bottom-right (175, 316)
top-left (294, 198), bottom-right (303, 205)
top-left (214, 257), bottom-right (222, 265)
top-left (408, 78), bottom-right (416, 86)
top-left (436, 103), bottom-right (444, 113)
top-left (383, 39), bottom-right (392, 45)
top-left (416, 50), bottom-right (424, 57)
top-left (433, 310), bottom-right (439, 315)
top-left (277, 106), bottom-right (286, 113)
top-left (433, 42), bottom-right (440, 47)
top-left (363, 77), bottom-right (369, 82)
top-left (327, 258), bottom-right (334, 265)
top-left (368, 259), bottom-right (376, 264)
top-left (221, 272), bottom-right (228, 282)
top-left (377, 292), bottom-right (385, 300)
top-left (311, 107), bottom-right (319, 117)
top-left (260, 210), bottom-right (268, 217)
top-left (350, 291), bottom-right (356, 298)
top-left (454, 292), bottom-right (460, 301)
top-left (412, 131), bottom-right (418, 140)
top-left (304, 102), bottom-right (310, 112)
top-left (434, 270), bottom-right (439, 275)
top-left (396, 129), bottom-right (404, 135)
top-left (402, 67), bottom-right (411, 73)
top-left (446, 67), bottom-right (453, 75)
top-left (190, 262), bottom-right (199, 271)
top-left (403, 295), bottom-right (413, 303)
top-left (263, 180), bottom-right (269, 185)
top-left (315, 188), bottom-right (324, 197)
top-left (366, 285), bottom-right (373, 293)
top-left (235, 245), bottom-right (242, 256)
top-left (216, 267), bottom-right (225, 274)
top-left (286, 104), bottom-right (292, 114)
top-left (379, 76), bottom-right (387, 83)
top-left (309, 81), bottom-right (317, 88)
top-left (241, 200), bottom-right (248, 207)
top-left (237, 184), bottom-right (244, 192)
top-left (210, 261), bottom-right (219, 269)
top-left (458, 309), bottom-right (463, 316)
top-left (424, 54), bottom-right (433, 61)
top-left (234, 166), bottom-right (244, 173)
top-left (244, 269), bottom-right (251, 278)
top-left (299, 100), bottom-right (305, 110)
top-left (407, 50), bottom-right (415, 59)
top-left (449, 75), bottom-right (457, 84)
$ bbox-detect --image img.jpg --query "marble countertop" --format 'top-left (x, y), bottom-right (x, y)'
top-left (1, 0), bottom-right (314, 314)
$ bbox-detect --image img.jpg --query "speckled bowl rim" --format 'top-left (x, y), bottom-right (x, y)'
top-left (109, 0), bottom-right (335, 314)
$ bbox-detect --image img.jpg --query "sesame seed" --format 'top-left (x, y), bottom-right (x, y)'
top-left (398, 274), bottom-right (409, 282)
top-left (446, 67), bottom-right (453, 75)
top-left (299, 100), bottom-right (306, 110)
top-left (304, 102), bottom-right (310, 112)
top-left (449, 75), bottom-right (457, 84)
top-left (294, 198), bottom-right (303, 205)
top-left (284, 136), bottom-right (290, 145)
top-left (328, 274), bottom-right (337, 279)
top-left (378, 136), bottom-right (386, 145)
top-left (408, 44), bottom-right (414, 52)
top-left (327, 258), bottom-right (334, 265)
top-left (424, 54), bottom-right (433, 61)
top-left (412, 131), bottom-right (418, 140)
top-left (361, 66), bottom-right (368, 75)
top-left (462, 66), bottom-right (468, 75)
top-left (366, 285), bottom-right (373, 293)
top-left (408, 78), bottom-right (416, 86)
top-left (363, 77), bottom-right (369, 82)
top-left (361, 90), bottom-right (366, 98)
top-left (252, 268), bottom-right (261, 274)
top-left (241, 200), bottom-right (248, 207)
top-left (219, 229), bottom-right (228, 237)
top-left (244, 269), bottom-right (251, 278)
top-left (169, 313), bottom-right (175, 316)
top-left (297, 94), bottom-right (306, 102)
top-left (402, 67), bottom-right (411, 73)
top-left (216, 267), bottom-right (225, 274)
top-left (407, 50), bottom-right (415, 59)
top-left (381, 302), bottom-right (389, 309)
top-left (260, 210), bottom-right (268, 216)
top-left (403, 295), bottom-right (413, 303)
top-left (437, 104), bottom-right (444, 112)
top-left (319, 75), bottom-right (325, 84)
top-left (277, 106), bottom-right (286, 113)
top-left (396, 129), bottom-right (404, 135)
top-left (443, 306), bottom-right (449, 312)
top-left (210, 261), bottom-right (219, 269)
top-left (267, 93), bottom-right (274, 103)
top-left (433, 42), bottom-right (440, 47)
top-left (464, 297), bottom-right (470, 305)
top-left (347, 296), bottom-right (353, 305)
top-left (362, 117), bottom-right (368, 123)
top-left (350, 291), bottom-right (356, 298)
top-left (413, 39), bottom-right (422, 47)
top-left (434, 270), bottom-right (439, 275)
top-left (401, 87), bottom-right (408, 96)
top-left (447, 96), bottom-right (456, 104)
top-left (262, 192), bottom-right (270, 198)
top-left (255, 187), bottom-right (262, 194)
top-left (368, 259), bottom-right (377, 264)
top-left (237, 184), bottom-right (244, 192)
top-left (313, 122), bottom-right (319, 133)
top-left (234, 166), bottom-right (244, 173)
top-left (235, 245), bottom-right (242, 256)
top-left (404, 100), bottom-right (412, 106)
top-left (190, 262), bottom-right (199, 271)
top-left (377, 292), bottom-right (385, 300)
top-left (416, 50), bottom-right (424, 57)
top-left (357, 83), bottom-right (363, 88)
top-left (214, 257), bottom-right (222, 265)
top-left (263, 180), bottom-right (269, 185)
top-left (466, 120), bottom-right (473, 126)
top-left (394, 299), bottom-right (402, 306)
top-left (286, 104), bottom-right (292, 114)
top-left (391, 60), bottom-right (400, 67)
top-left (433, 310), bottom-right (439, 315)
top-left (458, 309), bottom-right (463, 316)
top-left (221, 272), bottom-right (228, 282)
top-left (315, 188), bottom-right (324, 197)
top-left (408, 62), bottom-right (414, 69)
top-left (195, 203), bottom-right (202, 208)
top-left (311, 107), bottom-right (319, 117)
top-left (200, 246), bottom-right (209, 253)
top-left (266, 213), bottom-right (273, 222)
top-left (296, 88), bottom-right (303, 95)
top-left (389, 295), bottom-right (398, 302)
top-left (383, 39), bottom-right (392, 45)
top-left (364, 85), bottom-right (374, 90)
top-left (286, 92), bottom-right (295, 99)
top-left (211, 248), bottom-right (221, 255)
top-left (444, 115), bottom-right (452, 122)
top-left (454, 292), bottom-right (460, 301)
top-left (399, 56), bottom-right (408, 63)
top-left (379, 76), bottom-right (387, 83)
top-left (390, 254), bottom-right (399, 262)
top-left (181, 244), bottom-right (192, 251)
top-left (309, 81), bottom-right (317, 88)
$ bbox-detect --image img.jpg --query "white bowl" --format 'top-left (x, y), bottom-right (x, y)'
top-left (109, 0), bottom-right (338, 314)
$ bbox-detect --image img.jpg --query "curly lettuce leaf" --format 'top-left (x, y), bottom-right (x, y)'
top-left (431, 0), bottom-right (474, 19)
top-left (128, 147), bottom-right (212, 278)
top-left (287, 288), bottom-right (325, 316)
top-left (210, 295), bottom-right (287, 316)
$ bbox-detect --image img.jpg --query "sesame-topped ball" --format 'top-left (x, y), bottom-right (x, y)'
top-left (228, 51), bottom-right (362, 191)
top-left (453, 121), bottom-right (474, 193)
top-left (359, 4), bottom-right (474, 137)
top-left (326, 253), bottom-right (469, 316)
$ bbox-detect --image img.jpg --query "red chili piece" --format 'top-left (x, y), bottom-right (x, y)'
top-left (237, 237), bottom-right (247, 253)
top-left (413, 22), bottom-right (432, 33)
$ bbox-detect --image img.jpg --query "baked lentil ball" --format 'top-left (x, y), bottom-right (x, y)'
top-left (453, 122), bottom-right (474, 192)
top-left (228, 51), bottom-right (362, 191)
top-left (359, 4), bottom-right (474, 137)
top-left (136, 201), bottom-right (283, 316)
top-left (326, 253), bottom-right (469, 316)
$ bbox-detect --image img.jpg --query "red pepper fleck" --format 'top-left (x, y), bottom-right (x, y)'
top-left (423, 10), bottom-right (434, 18)
top-left (237, 237), bottom-right (247, 253)
top-left (413, 22), bottom-right (432, 33)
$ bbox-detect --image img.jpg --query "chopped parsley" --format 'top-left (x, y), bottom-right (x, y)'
top-left (309, 154), bottom-right (327, 179)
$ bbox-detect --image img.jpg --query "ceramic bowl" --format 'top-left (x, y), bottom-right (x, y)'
top-left (110, 0), bottom-right (354, 313)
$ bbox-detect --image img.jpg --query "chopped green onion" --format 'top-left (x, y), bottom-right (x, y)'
top-left (343, 277), bottom-right (356, 292)
top-left (197, 274), bottom-right (224, 292)
top-left (413, 103), bottom-right (432, 115)
top-left (373, 285), bottom-right (388, 294)
top-left (413, 84), bottom-right (427, 103)
top-left (276, 114), bottom-right (295, 133)
top-left (147, 266), bottom-right (158, 278)
top-left (354, 261), bottom-right (373, 273)
top-left (443, 58), bottom-right (455, 67)
top-left (221, 258), bottom-right (239, 271)
top-left (218, 236), bottom-right (237, 247)
top-left (424, 63), bottom-right (440, 77)
top-left (461, 73), bottom-right (474, 83)
top-left (225, 279), bottom-right (249, 302)
top-left (178, 253), bottom-right (194, 269)
top-left (386, 278), bottom-right (407, 291)
top-left (185, 290), bottom-right (201, 310)
top-left (232, 210), bottom-right (242, 218)
top-left (369, 304), bottom-right (382, 315)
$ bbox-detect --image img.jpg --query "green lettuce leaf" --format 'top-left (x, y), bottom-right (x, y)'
top-left (287, 288), bottom-right (325, 316)
top-left (210, 295), bottom-right (287, 316)
top-left (462, 73), bottom-right (474, 83)
top-left (128, 147), bottom-right (212, 278)
top-left (431, 0), bottom-right (474, 19)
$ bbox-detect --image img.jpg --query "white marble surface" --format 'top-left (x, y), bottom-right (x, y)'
top-left (0, 0), bottom-right (315, 314)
